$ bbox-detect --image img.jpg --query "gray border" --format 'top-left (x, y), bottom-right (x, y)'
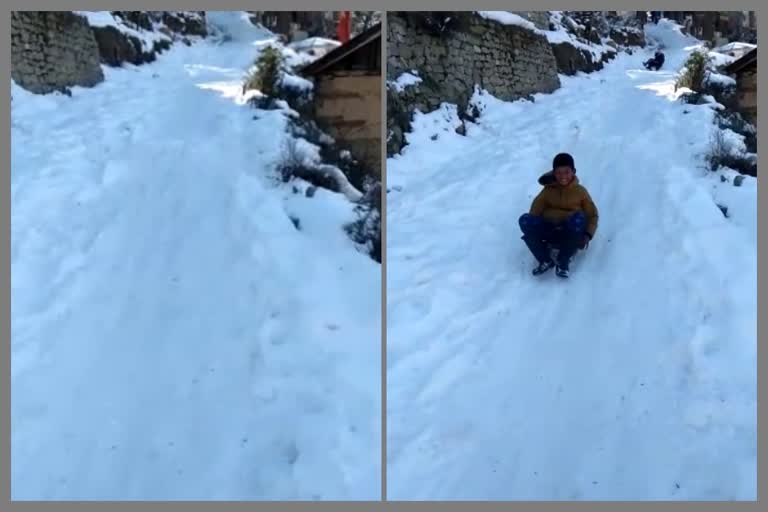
top-left (2, 1), bottom-right (765, 512)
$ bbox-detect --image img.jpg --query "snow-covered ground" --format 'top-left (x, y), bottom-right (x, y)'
top-left (12, 11), bottom-right (380, 500)
top-left (386, 19), bottom-right (756, 500)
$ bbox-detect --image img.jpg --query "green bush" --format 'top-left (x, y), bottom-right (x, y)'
top-left (676, 50), bottom-right (710, 93)
top-left (243, 46), bottom-right (283, 97)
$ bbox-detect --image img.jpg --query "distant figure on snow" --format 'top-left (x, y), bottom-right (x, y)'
top-left (643, 50), bottom-right (666, 70)
top-left (651, 11), bottom-right (661, 24)
top-left (518, 153), bottom-right (599, 279)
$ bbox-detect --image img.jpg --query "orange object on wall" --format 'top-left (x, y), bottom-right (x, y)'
top-left (337, 11), bottom-right (351, 43)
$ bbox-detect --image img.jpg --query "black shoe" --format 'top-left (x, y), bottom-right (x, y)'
top-left (555, 265), bottom-right (570, 278)
top-left (532, 259), bottom-right (555, 276)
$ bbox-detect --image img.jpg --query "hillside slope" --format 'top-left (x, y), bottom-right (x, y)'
top-left (386, 19), bottom-right (756, 500)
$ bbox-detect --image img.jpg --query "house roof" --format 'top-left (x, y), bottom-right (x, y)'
top-left (724, 47), bottom-right (757, 74)
top-left (300, 22), bottom-right (381, 76)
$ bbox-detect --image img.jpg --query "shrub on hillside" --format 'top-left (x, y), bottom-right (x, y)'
top-left (705, 126), bottom-right (757, 176)
top-left (243, 46), bottom-right (283, 97)
top-left (676, 50), bottom-right (710, 93)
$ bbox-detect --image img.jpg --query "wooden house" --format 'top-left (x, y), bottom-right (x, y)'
top-left (724, 47), bottom-right (757, 127)
top-left (301, 23), bottom-right (381, 178)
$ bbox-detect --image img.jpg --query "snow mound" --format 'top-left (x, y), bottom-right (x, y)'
top-left (390, 71), bottom-right (423, 92)
top-left (706, 71), bottom-right (737, 87)
top-left (476, 11), bottom-right (537, 31)
top-left (644, 18), bottom-right (701, 51)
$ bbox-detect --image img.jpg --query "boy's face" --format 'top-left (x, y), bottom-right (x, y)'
top-left (554, 166), bottom-right (574, 186)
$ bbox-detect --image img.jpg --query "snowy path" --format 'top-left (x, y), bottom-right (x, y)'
top-left (386, 22), bottom-right (756, 500)
top-left (12, 12), bottom-right (379, 500)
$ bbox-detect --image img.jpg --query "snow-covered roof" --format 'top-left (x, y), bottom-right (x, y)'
top-left (724, 47), bottom-right (757, 75)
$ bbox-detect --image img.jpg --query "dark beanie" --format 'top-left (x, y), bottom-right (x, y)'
top-left (552, 152), bottom-right (575, 172)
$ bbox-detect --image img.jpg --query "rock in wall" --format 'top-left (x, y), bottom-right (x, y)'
top-left (11, 11), bottom-right (104, 94)
top-left (90, 26), bottom-right (170, 67)
top-left (550, 42), bottom-right (614, 76)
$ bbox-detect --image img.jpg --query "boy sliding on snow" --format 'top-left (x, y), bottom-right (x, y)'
top-left (518, 153), bottom-right (599, 278)
top-left (643, 50), bottom-right (666, 71)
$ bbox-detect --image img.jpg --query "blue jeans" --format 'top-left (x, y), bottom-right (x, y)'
top-left (519, 212), bottom-right (586, 267)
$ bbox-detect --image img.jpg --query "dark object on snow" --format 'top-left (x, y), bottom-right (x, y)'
top-left (650, 11), bottom-right (661, 24)
top-left (734, 175), bottom-right (745, 187)
top-left (289, 215), bottom-right (302, 230)
top-left (305, 186), bottom-right (317, 197)
top-left (644, 51), bottom-right (665, 71)
top-left (716, 204), bottom-right (729, 217)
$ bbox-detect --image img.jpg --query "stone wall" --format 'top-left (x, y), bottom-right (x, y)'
top-left (387, 11), bottom-right (645, 155)
top-left (91, 12), bottom-right (205, 68)
top-left (11, 11), bottom-right (104, 94)
top-left (12, 11), bottom-right (207, 95)
top-left (91, 26), bottom-right (170, 68)
top-left (550, 42), bottom-right (615, 76)
top-left (387, 11), bottom-right (561, 155)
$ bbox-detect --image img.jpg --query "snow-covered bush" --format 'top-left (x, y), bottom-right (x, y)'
top-left (243, 46), bottom-right (282, 97)
top-left (702, 71), bottom-right (737, 110)
top-left (276, 133), bottom-right (364, 203)
top-left (344, 183), bottom-right (381, 263)
top-left (717, 110), bottom-right (756, 154)
top-left (706, 126), bottom-right (756, 176)
top-left (243, 45), bottom-right (314, 114)
top-left (677, 49), bottom-right (710, 93)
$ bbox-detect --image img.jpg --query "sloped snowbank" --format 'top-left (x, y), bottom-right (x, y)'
top-left (11, 10), bottom-right (379, 501)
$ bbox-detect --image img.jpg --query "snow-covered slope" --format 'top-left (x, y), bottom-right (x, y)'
top-left (386, 20), bottom-right (756, 500)
top-left (12, 11), bottom-right (380, 500)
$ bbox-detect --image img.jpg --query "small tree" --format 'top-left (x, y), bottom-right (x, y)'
top-left (243, 46), bottom-right (283, 97)
top-left (676, 50), bottom-right (710, 93)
